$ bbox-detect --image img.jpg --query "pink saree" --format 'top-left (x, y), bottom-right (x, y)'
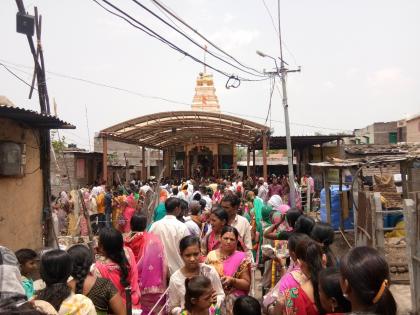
top-left (95, 247), bottom-right (141, 309)
top-left (137, 233), bottom-right (167, 315)
top-left (122, 195), bottom-right (136, 233)
top-left (206, 250), bottom-right (250, 315)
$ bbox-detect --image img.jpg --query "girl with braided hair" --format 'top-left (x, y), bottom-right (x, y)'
top-left (35, 249), bottom-right (96, 314)
top-left (67, 245), bottom-right (125, 315)
top-left (93, 228), bottom-right (141, 311)
top-left (310, 223), bottom-right (337, 267)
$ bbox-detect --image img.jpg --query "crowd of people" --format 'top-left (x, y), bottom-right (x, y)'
top-left (0, 175), bottom-right (397, 315)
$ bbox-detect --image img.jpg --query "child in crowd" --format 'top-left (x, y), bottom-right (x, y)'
top-left (15, 248), bottom-right (38, 299)
top-left (233, 296), bottom-right (261, 315)
top-left (181, 275), bottom-right (218, 315)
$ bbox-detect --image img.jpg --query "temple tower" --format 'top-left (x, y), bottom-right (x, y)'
top-left (191, 72), bottom-right (220, 112)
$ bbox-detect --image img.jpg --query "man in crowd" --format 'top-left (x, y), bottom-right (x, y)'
top-left (149, 197), bottom-right (190, 275)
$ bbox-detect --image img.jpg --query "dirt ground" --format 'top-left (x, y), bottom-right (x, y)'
top-left (390, 285), bottom-right (412, 315)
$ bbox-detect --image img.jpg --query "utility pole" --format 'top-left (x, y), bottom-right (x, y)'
top-left (257, 0), bottom-right (300, 207)
top-left (277, 0), bottom-right (296, 208)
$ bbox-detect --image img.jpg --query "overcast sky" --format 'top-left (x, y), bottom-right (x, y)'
top-left (1, 0), bottom-right (419, 149)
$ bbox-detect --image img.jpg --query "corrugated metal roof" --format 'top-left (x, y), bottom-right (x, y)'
top-left (0, 105), bottom-right (75, 129)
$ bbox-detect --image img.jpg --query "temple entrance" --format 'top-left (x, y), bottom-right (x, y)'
top-left (189, 146), bottom-right (213, 178)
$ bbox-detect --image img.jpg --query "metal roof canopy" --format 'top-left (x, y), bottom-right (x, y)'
top-left (252, 135), bottom-right (354, 150)
top-left (0, 105), bottom-right (75, 129)
top-left (100, 111), bottom-right (270, 149)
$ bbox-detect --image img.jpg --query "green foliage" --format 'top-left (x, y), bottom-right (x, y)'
top-left (51, 130), bottom-right (67, 152)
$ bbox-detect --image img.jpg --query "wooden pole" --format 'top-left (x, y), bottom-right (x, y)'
top-left (102, 136), bottom-right (108, 183)
top-left (262, 133), bottom-right (268, 181)
top-left (246, 147), bottom-right (251, 177)
top-left (339, 168), bottom-right (344, 230)
top-left (403, 195), bottom-right (420, 314)
top-left (323, 168), bottom-right (331, 224)
top-left (142, 146), bottom-right (146, 181)
top-left (252, 149), bottom-right (256, 177)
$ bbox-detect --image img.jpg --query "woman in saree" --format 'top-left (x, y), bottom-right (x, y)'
top-left (201, 207), bottom-right (228, 256)
top-left (93, 227), bottom-right (141, 311)
top-left (271, 238), bottom-right (328, 315)
top-left (244, 193), bottom-right (264, 263)
top-left (124, 214), bottom-right (147, 263)
top-left (137, 226), bottom-right (168, 314)
top-left (205, 226), bottom-right (251, 315)
top-left (263, 233), bottom-right (310, 312)
top-left (121, 194), bottom-right (136, 233)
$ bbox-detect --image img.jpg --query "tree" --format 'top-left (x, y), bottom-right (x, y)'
top-left (51, 130), bottom-right (67, 152)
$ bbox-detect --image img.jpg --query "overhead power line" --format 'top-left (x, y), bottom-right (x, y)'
top-left (130, 0), bottom-right (266, 78)
top-left (93, 0), bottom-right (269, 82)
top-left (1, 63), bottom-right (38, 91)
top-left (0, 59), bottom-right (349, 132)
top-left (150, 0), bottom-right (266, 76)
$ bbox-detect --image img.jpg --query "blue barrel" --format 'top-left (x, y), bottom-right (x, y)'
top-left (320, 185), bottom-right (354, 230)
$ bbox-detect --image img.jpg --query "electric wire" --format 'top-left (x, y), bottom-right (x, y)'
top-left (260, 0), bottom-right (298, 66)
top-left (94, 0), bottom-right (269, 82)
top-left (1, 62), bottom-right (38, 91)
top-left (130, 0), bottom-right (267, 78)
top-left (265, 76), bottom-right (275, 125)
top-left (150, 0), bottom-right (266, 76)
top-left (0, 59), bottom-right (349, 132)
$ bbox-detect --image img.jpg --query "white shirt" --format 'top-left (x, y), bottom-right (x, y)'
top-left (202, 195), bottom-right (213, 210)
top-left (231, 214), bottom-right (253, 254)
top-left (169, 264), bottom-right (225, 315)
top-left (184, 216), bottom-right (201, 237)
top-left (149, 215), bottom-right (190, 275)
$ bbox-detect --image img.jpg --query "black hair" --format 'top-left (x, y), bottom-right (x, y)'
top-left (184, 275), bottom-right (212, 311)
top-left (165, 197), bottom-right (181, 214)
top-left (193, 193), bottom-right (202, 202)
top-left (199, 199), bottom-right (206, 211)
top-left (189, 201), bottom-right (201, 216)
top-left (99, 228), bottom-right (130, 288)
top-left (294, 215), bottom-right (315, 236)
top-left (295, 239), bottom-right (324, 315)
top-left (211, 207), bottom-right (228, 224)
top-left (319, 267), bottom-right (352, 313)
top-left (67, 245), bottom-right (93, 294)
top-left (221, 193), bottom-right (240, 207)
top-left (340, 246), bottom-right (396, 315)
top-left (311, 223), bottom-right (336, 266)
top-left (221, 225), bottom-right (239, 239)
top-left (285, 208), bottom-right (302, 229)
top-left (130, 214), bottom-right (147, 232)
top-left (15, 248), bottom-right (38, 265)
top-left (287, 233), bottom-right (311, 253)
top-left (172, 187), bottom-right (179, 195)
top-left (179, 199), bottom-right (189, 211)
top-left (179, 235), bottom-right (201, 254)
top-left (233, 296), bottom-right (262, 315)
top-left (37, 249), bottom-right (72, 311)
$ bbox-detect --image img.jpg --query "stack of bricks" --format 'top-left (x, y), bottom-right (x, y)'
top-left (373, 184), bottom-right (403, 208)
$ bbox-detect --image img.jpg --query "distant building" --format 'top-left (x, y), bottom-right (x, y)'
top-left (50, 147), bottom-right (102, 196)
top-left (93, 136), bottom-right (162, 182)
top-left (352, 121), bottom-right (398, 145)
top-left (406, 114), bottom-right (420, 143)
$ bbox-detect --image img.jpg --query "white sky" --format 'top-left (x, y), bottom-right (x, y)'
top-left (1, 0), bottom-right (419, 150)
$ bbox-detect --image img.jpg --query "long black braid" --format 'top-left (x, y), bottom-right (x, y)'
top-left (37, 250), bottom-right (73, 311)
top-left (67, 245), bottom-right (93, 294)
top-left (99, 227), bottom-right (130, 288)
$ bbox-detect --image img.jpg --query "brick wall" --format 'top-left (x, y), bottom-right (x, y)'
top-left (407, 117), bottom-right (420, 143)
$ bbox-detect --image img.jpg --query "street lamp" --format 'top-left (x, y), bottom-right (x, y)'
top-left (257, 49), bottom-right (296, 208)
